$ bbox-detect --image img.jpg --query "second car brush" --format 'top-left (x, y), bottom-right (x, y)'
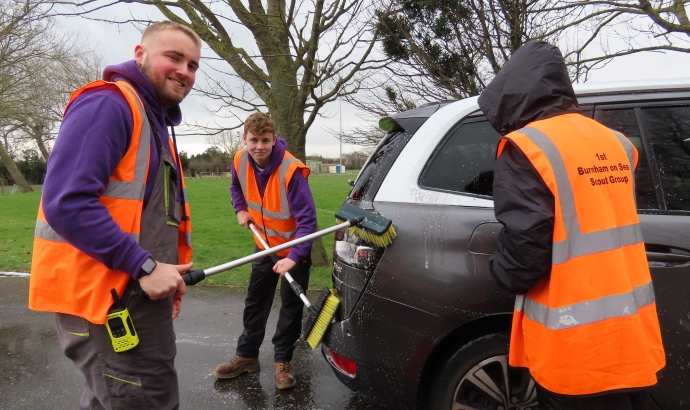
top-left (249, 222), bottom-right (339, 349)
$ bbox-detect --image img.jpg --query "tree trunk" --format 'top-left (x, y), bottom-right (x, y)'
top-left (310, 224), bottom-right (330, 267)
top-left (270, 87), bottom-right (331, 265)
top-left (0, 140), bottom-right (33, 193)
top-left (33, 125), bottom-right (51, 161)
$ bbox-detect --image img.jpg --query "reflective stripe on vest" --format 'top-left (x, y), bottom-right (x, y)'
top-left (237, 151), bottom-right (301, 224)
top-left (234, 148), bottom-right (309, 256)
top-left (35, 220), bottom-right (141, 244)
top-left (33, 82), bottom-right (151, 243)
top-left (28, 79), bottom-right (194, 324)
top-left (516, 126), bottom-right (651, 329)
top-left (516, 281), bottom-right (655, 330)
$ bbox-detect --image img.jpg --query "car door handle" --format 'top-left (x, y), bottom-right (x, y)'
top-left (646, 251), bottom-right (690, 267)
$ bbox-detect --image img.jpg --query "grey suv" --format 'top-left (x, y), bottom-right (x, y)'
top-left (321, 79), bottom-right (690, 410)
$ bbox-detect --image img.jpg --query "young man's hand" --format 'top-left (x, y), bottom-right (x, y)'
top-left (273, 258), bottom-right (297, 276)
top-left (237, 210), bottom-right (252, 229)
top-left (139, 262), bottom-right (192, 300)
top-left (172, 298), bottom-right (182, 319)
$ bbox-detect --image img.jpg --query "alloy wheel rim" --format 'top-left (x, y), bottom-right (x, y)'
top-left (451, 354), bottom-right (538, 410)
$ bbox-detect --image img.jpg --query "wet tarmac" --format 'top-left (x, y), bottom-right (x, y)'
top-left (0, 276), bottom-right (379, 409)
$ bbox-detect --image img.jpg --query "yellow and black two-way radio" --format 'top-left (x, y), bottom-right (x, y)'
top-left (105, 288), bottom-right (139, 353)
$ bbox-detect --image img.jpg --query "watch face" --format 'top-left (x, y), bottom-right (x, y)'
top-left (141, 259), bottom-right (156, 275)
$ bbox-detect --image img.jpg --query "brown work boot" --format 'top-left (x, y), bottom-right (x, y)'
top-left (213, 356), bottom-right (259, 379)
top-left (275, 361), bottom-right (296, 390)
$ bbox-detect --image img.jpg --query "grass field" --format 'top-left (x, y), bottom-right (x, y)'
top-left (0, 172), bottom-right (356, 290)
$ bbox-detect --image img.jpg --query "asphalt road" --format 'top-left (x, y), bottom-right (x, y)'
top-left (0, 276), bottom-right (378, 409)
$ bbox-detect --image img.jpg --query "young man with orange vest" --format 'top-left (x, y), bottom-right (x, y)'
top-left (29, 21), bottom-right (200, 409)
top-left (478, 41), bottom-right (665, 409)
top-left (213, 112), bottom-right (317, 390)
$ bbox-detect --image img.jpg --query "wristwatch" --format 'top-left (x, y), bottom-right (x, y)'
top-left (139, 258), bottom-right (157, 278)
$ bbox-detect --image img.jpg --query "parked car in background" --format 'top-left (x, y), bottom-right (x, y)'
top-left (321, 79), bottom-right (690, 410)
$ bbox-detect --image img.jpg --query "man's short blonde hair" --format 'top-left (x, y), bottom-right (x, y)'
top-left (244, 112), bottom-right (276, 136)
top-left (142, 21), bottom-right (202, 47)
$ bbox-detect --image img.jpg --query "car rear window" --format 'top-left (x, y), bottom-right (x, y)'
top-left (420, 118), bottom-right (501, 197)
top-left (350, 130), bottom-right (414, 201)
top-left (350, 104), bottom-right (444, 201)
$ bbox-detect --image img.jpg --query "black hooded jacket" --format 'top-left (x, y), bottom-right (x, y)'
top-left (478, 41), bottom-right (581, 294)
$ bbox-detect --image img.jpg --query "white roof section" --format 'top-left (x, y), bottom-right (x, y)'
top-left (573, 78), bottom-right (690, 96)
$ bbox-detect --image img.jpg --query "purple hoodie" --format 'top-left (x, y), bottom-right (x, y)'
top-left (41, 60), bottom-right (182, 278)
top-left (230, 138), bottom-right (317, 263)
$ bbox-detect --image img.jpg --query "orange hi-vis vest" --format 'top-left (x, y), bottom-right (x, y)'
top-left (29, 80), bottom-right (192, 324)
top-left (234, 148), bottom-right (309, 257)
top-left (498, 113), bottom-right (665, 395)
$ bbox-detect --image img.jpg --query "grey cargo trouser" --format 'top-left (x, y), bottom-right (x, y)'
top-left (54, 146), bottom-right (183, 410)
top-left (55, 288), bottom-right (178, 410)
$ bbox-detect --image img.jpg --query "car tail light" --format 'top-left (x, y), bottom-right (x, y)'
top-left (328, 348), bottom-right (356, 376)
top-left (334, 228), bottom-right (379, 269)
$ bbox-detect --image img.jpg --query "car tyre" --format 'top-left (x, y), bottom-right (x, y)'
top-left (429, 332), bottom-right (538, 410)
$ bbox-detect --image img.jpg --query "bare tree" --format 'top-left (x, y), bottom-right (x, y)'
top-left (0, 125), bottom-right (32, 192)
top-left (326, 122), bottom-right (387, 147)
top-left (354, 0), bottom-right (690, 118)
top-left (538, 0), bottom-right (690, 81)
top-left (342, 149), bottom-right (370, 169)
top-left (0, 0), bottom-right (55, 192)
top-left (52, 0), bottom-right (393, 265)
top-left (54, 0), bottom-right (389, 159)
top-left (29, 43), bottom-right (102, 160)
top-left (207, 129), bottom-right (244, 159)
top-left (351, 0), bottom-right (559, 115)
top-left (0, 0), bottom-right (102, 192)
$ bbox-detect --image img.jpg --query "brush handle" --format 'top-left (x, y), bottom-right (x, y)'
top-left (181, 269), bottom-right (206, 286)
top-left (249, 222), bottom-right (313, 309)
top-left (285, 272), bottom-right (312, 308)
top-left (180, 218), bottom-right (360, 285)
top-left (197, 219), bottom-right (354, 277)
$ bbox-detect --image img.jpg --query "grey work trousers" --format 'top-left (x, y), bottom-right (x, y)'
top-left (55, 286), bottom-right (178, 410)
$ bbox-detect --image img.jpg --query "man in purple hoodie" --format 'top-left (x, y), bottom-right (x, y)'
top-left (29, 21), bottom-right (200, 409)
top-left (213, 112), bottom-right (317, 390)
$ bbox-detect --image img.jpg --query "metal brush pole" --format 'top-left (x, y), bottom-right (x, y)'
top-left (249, 222), bottom-right (313, 309)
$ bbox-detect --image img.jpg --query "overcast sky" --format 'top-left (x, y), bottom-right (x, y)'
top-left (57, 4), bottom-right (690, 158)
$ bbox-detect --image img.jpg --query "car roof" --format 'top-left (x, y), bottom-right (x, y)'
top-left (379, 78), bottom-right (690, 133)
top-left (573, 77), bottom-right (690, 96)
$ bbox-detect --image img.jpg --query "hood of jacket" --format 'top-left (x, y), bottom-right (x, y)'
top-left (103, 60), bottom-right (182, 129)
top-left (250, 137), bottom-right (288, 176)
top-left (478, 41), bottom-right (580, 135)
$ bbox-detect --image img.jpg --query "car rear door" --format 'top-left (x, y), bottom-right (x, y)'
top-left (595, 103), bottom-right (690, 409)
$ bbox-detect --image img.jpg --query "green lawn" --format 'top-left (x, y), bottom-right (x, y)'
top-left (0, 171), bottom-right (356, 290)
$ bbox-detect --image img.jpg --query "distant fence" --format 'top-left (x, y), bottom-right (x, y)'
top-left (197, 172), bottom-right (231, 179)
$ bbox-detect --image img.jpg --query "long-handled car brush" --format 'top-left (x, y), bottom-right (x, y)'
top-left (334, 202), bottom-right (396, 247)
top-left (180, 202), bottom-right (396, 287)
top-left (249, 222), bottom-right (339, 349)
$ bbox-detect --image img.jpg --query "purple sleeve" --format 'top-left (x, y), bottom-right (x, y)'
top-left (285, 171), bottom-right (317, 263)
top-left (230, 161), bottom-right (248, 213)
top-left (41, 90), bottom-right (152, 277)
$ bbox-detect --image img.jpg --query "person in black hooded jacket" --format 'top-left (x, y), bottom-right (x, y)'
top-left (478, 41), bottom-right (660, 409)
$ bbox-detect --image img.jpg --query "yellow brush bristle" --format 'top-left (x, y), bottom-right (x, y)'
top-left (335, 219), bottom-right (397, 247)
top-left (306, 292), bottom-right (340, 350)
top-left (350, 225), bottom-right (397, 247)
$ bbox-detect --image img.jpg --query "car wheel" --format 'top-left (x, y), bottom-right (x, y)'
top-left (429, 332), bottom-right (538, 410)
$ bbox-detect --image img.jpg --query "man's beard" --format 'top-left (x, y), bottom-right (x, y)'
top-left (141, 60), bottom-right (188, 109)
